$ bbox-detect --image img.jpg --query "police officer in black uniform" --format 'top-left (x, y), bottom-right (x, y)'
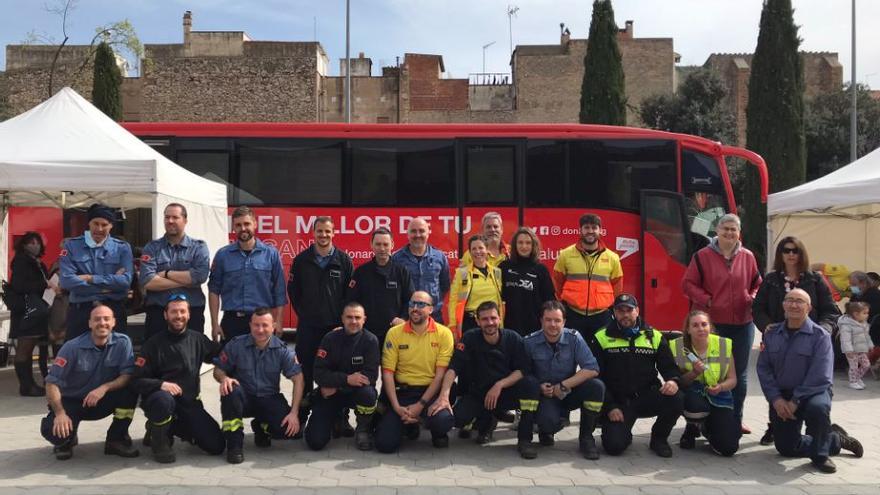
top-left (131, 294), bottom-right (224, 463)
top-left (304, 302), bottom-right (379, 451)
top-left (347, 227), bottom-right (414, 348)
top-left (430, 301), bottom-right (541, 459)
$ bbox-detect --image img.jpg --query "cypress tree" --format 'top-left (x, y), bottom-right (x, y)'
top-left (92, 41), bottom-right (123, 121)
top-left (743, 0), bottom-right (806, 264)
top-left (579, 0), bottom-right (626, 125)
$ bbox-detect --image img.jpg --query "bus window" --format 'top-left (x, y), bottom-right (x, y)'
top-left (177, 151), bottom-right (233, 204)
top-left (350, 140), bottom-right (454, 206)
top-left (682, 149), bottom-right (728, 237)
top-left (465, 144), bottom-right (516, 205)
top-left (569, 140), bottom-right (676, 211)
top-left (238, 140), bottom-right (343, 205)
top-left (526, 140), bottom-right (566, 206)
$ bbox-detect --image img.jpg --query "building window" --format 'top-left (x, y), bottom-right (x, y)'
top-left (238, 140), bottom-right (343, 204)
top-left (350, 140), bottom-right (454, 206)
top-left (465, 144), bottom-right (516, 205)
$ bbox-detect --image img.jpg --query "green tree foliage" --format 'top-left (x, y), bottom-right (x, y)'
top-left (92, 41), bottom-right (122, 120)
top-left (805, 83), bottom-right (880, 180)
top-left (743, 0), bottom-right (805, 265)
top-left (579, 0), bottom-right (626, 125)
top-left (639, 69), bottom-right (736, 144)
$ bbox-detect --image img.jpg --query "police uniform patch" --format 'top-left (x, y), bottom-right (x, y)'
top-left (141, 254), bottom-right (151, 262)
top-left (456, 343), bottom-right (465, 351)
top-left (135, 357), bottom-right (146, 367)
top-left (54, 357), bottom-right (67, 368)
top-left (351, 356), bottom-right (364, 365)
top-left (316, 349), bottom-right (328, 358)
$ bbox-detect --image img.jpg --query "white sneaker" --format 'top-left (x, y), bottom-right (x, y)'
top-left (857, 379), bottom-right (866, 388)
top-left (849, 381), bottom-right (865, 390)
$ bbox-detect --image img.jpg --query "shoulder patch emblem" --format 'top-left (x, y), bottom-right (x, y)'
top-left (316, 349), bottom-right (328, 358)
top-left (54, 357), bottom-right (67, 368)
top-left (59, 249), bottom-right (68, 257)
top-left (348, 279), bottom-right (356, 289)
top-left (140, 254), bottom-right (151, 262)
top-left (456, 342), bottom-right (465, 351)
top-left (135, 356), bottom-right (146, 367)
top-left (219, 352), bottom-right (229, 363)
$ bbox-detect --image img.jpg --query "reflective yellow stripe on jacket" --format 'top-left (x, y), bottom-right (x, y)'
top-left (669, 334), bottom-right (731, 387)
top-left (554, 245), bottom-right (621, 315)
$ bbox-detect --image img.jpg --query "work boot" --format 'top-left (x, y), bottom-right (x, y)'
top-left (53, 435), bottom-right (77, 461)
top-left (354, 413), bottom-right (374, 451)
top-left (404, 423), bottom-right (421, 441)
top-left (225, 429), bottom-right (245, 464)
top-left (333, 416), bottom-right (355, 439)
top-left (431, 434), bottom-right (449, 448)
top-left (14, 361), bottom-right (45, 397)
top-left (476, 418), bottom-right (498, 445)
top-left (679, 423), bottom-right (700, 450)
top-left (538, 432), bottom-right (555, 447)
top-left (518, 440), bottom-right (538, 459)
top-left (649, 436), bottom-right (673, 458)
top-left (579, 410), bottom-right (600, 460)
top-left (251, 419), bottom-right (271, 448)
top-left (812, 458), bottom-right (837, 473)
top-left (831, 423), bottom-right (864, 458)
top-left (104, 434), bottom-right (140, 458)
top-left (150, 423), bottom-right (176, 464)
top-left (759, 423), bottom-right (774, 446)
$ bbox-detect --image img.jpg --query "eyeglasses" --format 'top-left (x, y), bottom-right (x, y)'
top-left (167, 293), bottom-right (188, 303)
top-left (783, 298), bottom-right (808, 306)
top-left (782, 247), bottom-right (800, 255)
top-left (408, 300), bottom-right (432, 309)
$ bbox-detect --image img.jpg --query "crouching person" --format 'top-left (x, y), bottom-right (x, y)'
top-left (304, 302), bottom-right (379, 451)
top-left (41, 304), bottom-right (139, 460)
top-left (430, 301), bottom-right (541, 459)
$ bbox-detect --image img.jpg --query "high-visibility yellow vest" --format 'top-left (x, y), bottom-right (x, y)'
top-left (594, 327), bottom-right (662, 352)
top-left (669, 334), bottom-right (732, 387)
top-left (448, 265), bottom-right (503, 340)
top-left (554, 245), bottom-right (622, 315)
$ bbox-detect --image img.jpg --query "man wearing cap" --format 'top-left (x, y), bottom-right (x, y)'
top-left (213, 308), bottom-right (304, 464)
top-left (59, 203), bottom-right (133, 340)
top-left (139, 203), bottom-right (211, 341)
top-left (591, 294), bottom-right (683, 457)
top-left (552, 213), bottom-right (623, 340)
top-left (131, 294), bottom-right (225, 463)
top-left (523, 300), bottom-right (605, 459)
top-left (40, 304), bottom-right (139, 460)
top-left (208, 206), bottom-right (287, 343)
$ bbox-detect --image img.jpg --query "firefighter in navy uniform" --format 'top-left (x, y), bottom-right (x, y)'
top-left (304, 302), bottom-right (380, 451)
top-left (213, 308), bottom-right (305, 464)
top-left (131, 294), bottom-right (225, 463)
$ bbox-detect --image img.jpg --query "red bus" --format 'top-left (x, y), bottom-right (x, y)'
top-left (122, 122), bottom-right (769, 331)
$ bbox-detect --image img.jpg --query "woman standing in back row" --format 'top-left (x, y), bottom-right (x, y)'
top-left (499, 227), bottom-right (555, 337)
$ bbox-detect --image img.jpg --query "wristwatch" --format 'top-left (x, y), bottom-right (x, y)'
top-left (418, 398), bottom-right (429, 407)
top-left (557, 384), bottom-right (570, 399)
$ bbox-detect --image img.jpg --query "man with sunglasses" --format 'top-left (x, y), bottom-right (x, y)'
top-left (140, 203), bottom-right (211, 341)
top-left (757, 288), bottom-right (863, 474)
top-left (131, 294), bottom-right (224, 463)
top-left (374, 291), bottom-right (455, 453)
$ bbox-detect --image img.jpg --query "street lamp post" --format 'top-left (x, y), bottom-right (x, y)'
top-left (851, 0), bottom-right (857, 162)
top-left (345, 0), bottom-right (351, 123)
top-left (482, 41), bottom-right (496, 74)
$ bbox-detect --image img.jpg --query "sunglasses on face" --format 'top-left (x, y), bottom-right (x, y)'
top-left (408, 300), bottom-right (432, 309)
top-left (782, 247), bottom-right (800, 254)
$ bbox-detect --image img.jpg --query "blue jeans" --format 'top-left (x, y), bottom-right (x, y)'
top-left (714, 322), bottom-right (755, 422)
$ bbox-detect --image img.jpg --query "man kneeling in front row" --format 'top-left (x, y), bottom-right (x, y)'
top-left (41, 304), bottom-right (139, 460)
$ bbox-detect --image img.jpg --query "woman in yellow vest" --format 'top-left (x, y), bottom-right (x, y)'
top-left (448, 235), bottom-right (503, 340)
top-left (669, 311), bottom-right (739, 456)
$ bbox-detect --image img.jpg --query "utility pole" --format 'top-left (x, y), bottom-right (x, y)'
top-left (345, 0), bottom-right (351, 123)
top-left (507, 5), bottom-right (519, 60)
top-left (851, 0), bottom-right (857, 162)
top-left (482, 41), bottom-right (496, 74)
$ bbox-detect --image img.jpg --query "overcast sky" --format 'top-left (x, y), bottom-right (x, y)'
top-left (2, 0), bottom-right (878, 87)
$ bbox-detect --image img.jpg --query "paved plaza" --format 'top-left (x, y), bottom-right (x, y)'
top-left (0, 346), bottom-right (877, 495)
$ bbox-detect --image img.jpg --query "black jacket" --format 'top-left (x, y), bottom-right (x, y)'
top-left (313, 328), bottom-right (379, 389)
top-left (346, 258), bottom-right (413, 343)
top-left (499, 258), bottom-right (555, 337)
top-left (288, 246), bottom-right (353, 328)
top-left (450, 328), bottom-right (530, 394)
top-left (752, 271), bottom-right (840, 332)
top-left (9, 253), bottom-right (48, 336)
top-left (590, 318), bottom-right (681, 410)
top-left (130, 328), bottom-right (220, 400)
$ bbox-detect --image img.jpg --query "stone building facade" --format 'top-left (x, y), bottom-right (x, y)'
top-left (1, 44), bottom-right (95, 118)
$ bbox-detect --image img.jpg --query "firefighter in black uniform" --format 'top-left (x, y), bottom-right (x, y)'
top-left (288, 216), bottom-right (353, 430)
top-left (131, 294), bottom-right (225, 463)
top-left (346, 227), bottom-right (414, 348)
top-left (430, 301), bottom-right (541, 459)
top-left (304, 302), bottom-right (380, 451)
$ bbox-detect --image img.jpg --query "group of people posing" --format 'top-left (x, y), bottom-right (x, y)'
top-left (6, 203), bottom-right (865, 474)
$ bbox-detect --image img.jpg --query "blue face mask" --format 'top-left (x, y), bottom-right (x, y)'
top-left (84, 230), bottom-right (104, 248)
top-left (850, 285), bottom-right (862, 296)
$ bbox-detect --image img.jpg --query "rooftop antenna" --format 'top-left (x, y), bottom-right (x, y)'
top-left (507, 5), bottom-right (519, 59)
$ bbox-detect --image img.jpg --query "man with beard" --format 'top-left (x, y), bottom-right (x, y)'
top-left (460, 212), bottom-right (509, 268)
top-left (208, 206), bottom-right (287, 343)
top-left (59, 203), bottom-right (133, 340)
top-left (213, 308), bottom-right (304, 464)
top-left (132, 294), bottom-right (225, 463)
top-left (288, 216), bottom-right (353, 431)
top-left (140, 203), bottom-right (211, 340)
top-left (430, 301), bottom-right (541, 459)
top-left (392, 217), bottom-right (450, 323)
top-left (374, 291), bottom-right (455, 453)
top-left (41, 304), bottom-right (139, 460)
top-left (592, 294), bottom-right (683, 458)
top-left (552, 213), bottom-right (623, 339)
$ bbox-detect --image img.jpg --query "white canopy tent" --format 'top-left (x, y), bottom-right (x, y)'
top-left (767, 146), bottom-right (880, 271)
top-left (0, 87), bottom-right (228, 334)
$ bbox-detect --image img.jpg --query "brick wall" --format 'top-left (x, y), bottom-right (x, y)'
top-left (403, 54), bottom-right (468, 112)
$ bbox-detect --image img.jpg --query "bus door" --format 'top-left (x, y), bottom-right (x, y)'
top-left (457, 139), bottom-right (523, 265)
top-left (639, 190), bottom-right (692, 331)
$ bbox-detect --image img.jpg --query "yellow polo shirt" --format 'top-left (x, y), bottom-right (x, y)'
top-left (382, 319), bottom-right (454, 387)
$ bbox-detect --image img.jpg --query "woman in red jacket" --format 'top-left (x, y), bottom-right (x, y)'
top-left (682, 214), bottom-right (761, 434)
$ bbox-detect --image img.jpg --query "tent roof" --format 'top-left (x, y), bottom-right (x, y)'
top-left (768, 146), bottom-right (880, 216)
top-left (0, 87), bottom-right (225, 209)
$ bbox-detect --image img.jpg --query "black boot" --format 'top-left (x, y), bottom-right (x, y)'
top-left (251, 419), bottom-right (271, 448)
top-left (579, 410), bottom-right (600, 460)
top-left (53, 434), bottom-right (77, 460)
top-left (355, 413), bottom-right (374, 451)
top-left (225, 430), bottom-right (244, 464)
top-left (759, 422), bottom-right (774, 446)
top-left (679, 423), bottom-right (700, 450)
top-left (105, 434), bottom-right (140, 458)
top-left (333, 411), bottom-right (355, 439)
top-left (831, 423), bottom-right (864, 458)
top-left (150, 423), bottom-right (176, 463)
top-left (14, 361), bottom-right (44, 397)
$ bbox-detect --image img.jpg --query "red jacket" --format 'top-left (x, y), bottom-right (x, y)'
top-left (682, 240), bottom-right (762, 325)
